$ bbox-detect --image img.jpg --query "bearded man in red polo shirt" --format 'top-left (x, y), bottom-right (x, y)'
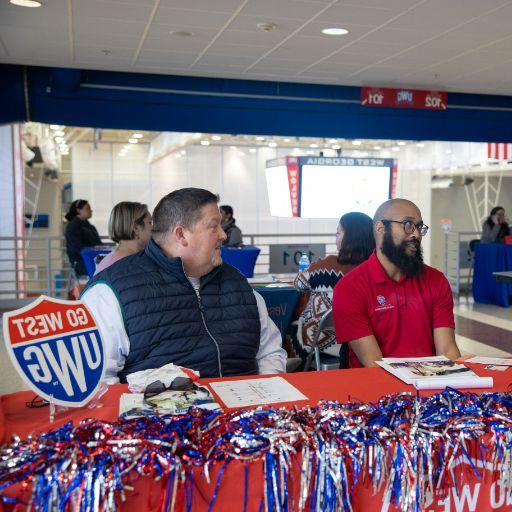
top-left (332, 198), bottom-right (461, 368)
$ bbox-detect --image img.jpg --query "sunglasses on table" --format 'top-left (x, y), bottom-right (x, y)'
top-left (143, 377), bottom-right (197, 400)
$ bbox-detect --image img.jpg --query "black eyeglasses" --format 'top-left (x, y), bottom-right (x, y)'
top-left (143, 377), bottom-right (196, 400)
top-left (382, 219), bottom-right (429, 236)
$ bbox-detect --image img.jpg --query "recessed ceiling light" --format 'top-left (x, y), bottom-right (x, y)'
top-left (416, 142), bottom-right (425, 148)
top-left (332, 144), bottom-right (341, 150)
top-left (211, 135), bottom-right (222, 141)
top-left (352, 140), bottom-right (362, 146)
top-left (170, 30), bottom-right (193, 37)
top-left (54, 130), bottom-right (65, 137)
top-left (180, 150), bottom-right (186, 155)
top-left (329, 138), bottom-right (337, 144)
top-left (50, 124), bottom-right (61, 130)
top-left (268, 141), bottom-right (277, 148)
top-left (249, 148), bottom-right (257, 153)
top-left (322, 27), bottom-right (349, 36)
top-left (257, 22), bottom-right (277, 32)
top-left (397, 141), bottom-right (406, 146)
top-left (255, 136), bottom-right (265, 141)
top-left (283, 138), bottom-right (291, 142)
top-left (391, 146), bottom-right (400, 152)
top-left (373, 146), bottom-right (382, 150)
top-left (10, 0), bottom-right (42, 7)
top-left (128, 138), bottom-right (139, 144)
top-left (118, 152), bottom-right (126, 157)
top-left (310, 143), bottom-right (318, 148)
top-left (132, 133), bottom-right (143, 139)
top-left (200, 140), bottom-right (210, 146)
top-left (55, 137), bottom-right (64, 144)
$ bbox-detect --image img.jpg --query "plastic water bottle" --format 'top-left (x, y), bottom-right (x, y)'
top-left (298, 252), bottom-right (310, 271)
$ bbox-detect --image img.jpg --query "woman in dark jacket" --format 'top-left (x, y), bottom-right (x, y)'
top-left (481, 206), bottom-right (510, 243)
top-left (65, 199), bottom-right (102, 276)
top-left (220, 205), bottom-right (243, 247)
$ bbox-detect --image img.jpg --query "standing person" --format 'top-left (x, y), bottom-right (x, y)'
top-left (294, 212), bottom-right (375, 360)
top-left (481, 206), bottom-right (510, 243)
top-left (220, 205), bottom-right (243, 247)
top-left (332, 199), bottom-right (460, 368)
top-left (64, 199), bottom-right (102, 277)
top-left (94, 202), bottom-right (152, 275)
top-left (81, 188), bottom-right (286, 383)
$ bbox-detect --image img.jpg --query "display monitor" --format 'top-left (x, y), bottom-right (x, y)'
top-left (300, 157), bottom-right (393, 218)
top-left (265, 163), bottom-right (293, 217)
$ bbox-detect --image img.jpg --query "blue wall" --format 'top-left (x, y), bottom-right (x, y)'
top-left (2, 64), bottom-right (512, 142)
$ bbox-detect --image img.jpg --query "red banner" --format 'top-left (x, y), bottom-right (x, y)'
top-left (361, 87), bottom-right (447, 110)
top-left (286, 157), bottom-right (300, 217)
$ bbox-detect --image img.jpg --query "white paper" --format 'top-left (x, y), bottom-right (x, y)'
top-left (209, 377), bottom-right (307, 408)
top-left (466, 356), bottom-right (512, 366)
top-left (414, 376), bottom-right (493, 390)
top-left (485, 365), bottom-right (509, 372)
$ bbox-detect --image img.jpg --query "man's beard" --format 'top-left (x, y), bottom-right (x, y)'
top-left (382, 227), bottom-right (424, 277)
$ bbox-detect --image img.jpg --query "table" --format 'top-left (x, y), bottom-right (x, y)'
top-left (220, 246), bottom-right (260, 278)
top-left (80, 246), bottom-right (114, 278)
top-left (494, 271), bottom-right (512, 284)
top-left (253, 285), bottom-right (301, 340)
top-left (1, 366), bottom-right (510, 511)
top-left (472, 243), bottom-right (512, 306)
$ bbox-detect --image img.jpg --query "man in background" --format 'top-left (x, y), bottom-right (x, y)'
top-left (82, 188), bottom-right (286, 383)
top-left (332, 198), bottom-right (460, 368)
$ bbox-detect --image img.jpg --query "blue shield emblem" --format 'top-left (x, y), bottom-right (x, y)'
top-left (3, 296), bottom-right (105, 407)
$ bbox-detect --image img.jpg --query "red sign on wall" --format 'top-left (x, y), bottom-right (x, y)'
top-left (361, 87), bottom-right (447, 110)
top-left (286, 157), bottom-right (300, 217)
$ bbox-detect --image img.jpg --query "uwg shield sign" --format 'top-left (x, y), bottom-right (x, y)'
top-left (3, 296), bottom-right (105, 407)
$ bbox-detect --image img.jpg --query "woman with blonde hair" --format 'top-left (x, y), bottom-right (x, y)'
top-left (94, 202), bottom-right (152, 275)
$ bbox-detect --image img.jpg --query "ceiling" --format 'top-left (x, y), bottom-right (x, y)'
top-left (3, 0), bottom-right (512, 96)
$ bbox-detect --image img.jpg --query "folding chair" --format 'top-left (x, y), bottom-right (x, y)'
top-left (303, 308), bottom-right (341, 371)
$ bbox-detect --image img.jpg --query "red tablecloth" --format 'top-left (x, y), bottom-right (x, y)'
top-left (1, 366), bottom-right (511, 511)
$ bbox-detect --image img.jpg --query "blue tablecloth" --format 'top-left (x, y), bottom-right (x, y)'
top-left (254, 285), bottom-right (300, 340)
top-left (473, 243), bottom-right (512, 306)
top-left (80, 247), bottom-right (114, 279)
top-left (221, 246), bottom-right (260, 278)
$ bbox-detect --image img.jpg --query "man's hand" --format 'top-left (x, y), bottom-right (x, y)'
top-left (348, 335), bottom-right (383, 367)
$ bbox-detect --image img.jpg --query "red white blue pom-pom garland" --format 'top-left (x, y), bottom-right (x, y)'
top-left (1, 388), bottom-right (512, 511)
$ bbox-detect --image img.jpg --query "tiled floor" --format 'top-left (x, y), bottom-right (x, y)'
top-left (0, 299), bottom-right (511, 396)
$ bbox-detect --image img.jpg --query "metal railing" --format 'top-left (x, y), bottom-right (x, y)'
top-left (443, 231), bottom-right (481, 298)
top-left (0, 234), bottom-right (337, 307)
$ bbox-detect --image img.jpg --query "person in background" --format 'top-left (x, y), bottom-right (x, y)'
top-left (65, 199), bottom-right (102, 277)
top-left (220, 205), bottom-right (243, 247)
top-left (481, 206), bottom-right (510, 243)
top-left (333, 199), bottom-right (461, 368)
top-left (294, 212), bottom-right (375, 362)
top-left (94, 202), bottom-right (152, 275)
top-left (81, 188), bottom-right (286, 383)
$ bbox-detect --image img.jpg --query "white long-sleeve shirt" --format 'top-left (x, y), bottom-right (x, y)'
top-left (82, 282), bottom-right (287, 383)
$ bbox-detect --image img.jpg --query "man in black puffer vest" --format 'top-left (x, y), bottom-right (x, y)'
top-left (81, 188), bottom-right (286, 383)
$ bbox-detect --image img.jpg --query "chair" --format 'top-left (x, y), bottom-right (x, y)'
top-left (303, 308), bottom-right (341, 371)
top-left (465, 239), bottom-right (480, 299)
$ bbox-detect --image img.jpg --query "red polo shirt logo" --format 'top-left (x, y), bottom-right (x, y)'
top-left (375, 294), bottom-right (394, 311)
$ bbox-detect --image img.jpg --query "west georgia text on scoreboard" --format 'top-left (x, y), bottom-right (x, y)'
top-left (3, 296), bottom-right (105, 407)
